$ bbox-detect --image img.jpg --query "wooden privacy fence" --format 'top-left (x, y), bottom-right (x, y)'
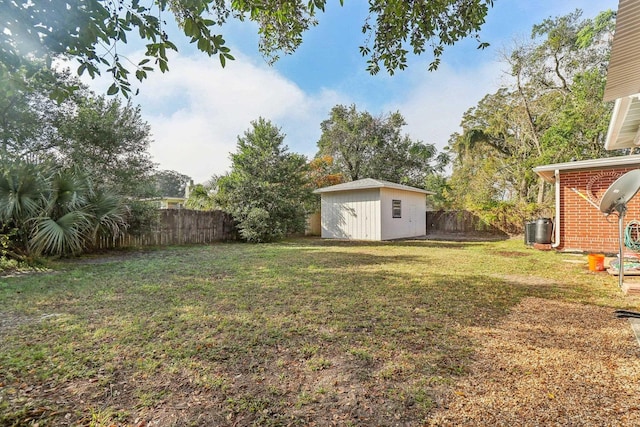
top-left (95, 209), bottom-right (238, 249)
top-left (426, 210), bottom-right (509, 236)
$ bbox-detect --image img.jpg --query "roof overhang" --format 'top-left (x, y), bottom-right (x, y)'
top-left (603, 0), bottom-right (640, 151)
top-left (313, 178), bottom-right (435, 195)
top-left (533, 155), bottom-right (640, 183)
top-left (603, 0), bottom-right (640, 102)
top-left (604, 96), bottom-right (640, 151)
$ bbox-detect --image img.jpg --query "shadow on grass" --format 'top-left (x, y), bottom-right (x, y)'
top-left (0, 240), bottom-right (620, 426)
top-left (294, 236), bottom-right (492, 250)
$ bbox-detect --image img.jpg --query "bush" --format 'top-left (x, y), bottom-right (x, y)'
top-left (469, 201), bottom-right (552, 234)
top-left (125, 200), bottom-right (160, 236)
top-left (0, 226), bottom-right (20, 260)
top-left (238, 207), bottom-right (278, 243)
top-left (217, 118), bottom-right (312, 243)
top-left (0, 160), bottom-right (129, 257)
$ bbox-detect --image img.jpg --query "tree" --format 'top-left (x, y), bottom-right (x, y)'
top-left (307, 155), bottom-right (344, 189)
top-left (185, 184), bottom-right (216, 210)
top-left (56, 96), bottom-right (156, 196)
top-left (217, 118), bottom-right (311, 242)
top-left (0, 72), bottom-right (157, 197)
top-left (305, 155), bottom-right (344, 212)
top-left (447, 10), bottom-right (617, 207)
top-left (152, 170), bottom-right (192, 198)
top-left (185, 175), bottom-right (222, 211)
top-left (0, 160), bottom-right (127, 257)
top-left (0, 67), bottom-right (81, 158)
top-left (316, 104), bottom-right (447, 188)
top-left (1, 0), bottom-right (494, 97)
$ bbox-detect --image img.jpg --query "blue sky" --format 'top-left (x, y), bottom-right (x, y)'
top-left (87, 1), bottom-right (619, 183)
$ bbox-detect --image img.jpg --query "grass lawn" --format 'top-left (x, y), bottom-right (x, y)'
top-left (0, 237), bottom-right (635, 426)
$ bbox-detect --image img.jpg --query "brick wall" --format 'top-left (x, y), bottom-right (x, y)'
top-left (558, 166), bottom-right (640, 253)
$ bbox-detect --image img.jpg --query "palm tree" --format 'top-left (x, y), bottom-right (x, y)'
top-left (0, 161), bottom-right (51, 255)
top-left (0, 160), bottom-right (127, 257)
top-left (185, 183), bottom-right (217, 210)
top-left (85, 187), bottom-right (127, 246)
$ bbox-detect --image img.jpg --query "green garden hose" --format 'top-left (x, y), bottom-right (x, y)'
top-left (625, 220), bottom-right (640, 250)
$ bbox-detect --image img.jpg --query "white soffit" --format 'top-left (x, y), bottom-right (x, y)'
top-left (533, 155), bottom-right (640, 183)
top-left (604, 0), bottom-right (640, 102)
top-left (605, 96), bottom-right (640, 150)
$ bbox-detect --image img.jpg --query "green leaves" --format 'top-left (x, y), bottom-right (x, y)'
top-left (218, 118), bottom-right (311, 243)
top-left (107, 83), bottom-right (119, 96)
top-left (0, 162), bottom-right (48, 225)
top-left (361, 0), bottom-right (494, 73)
top-left (0, 160), bottom-right (127, 256)
top-left (316, 104), bottom-right (444, 187)
top-left (30, 211), bottom-right (91, 256)
top-left (1, 0), bottom-right (497, 98)
top-left (151, 170), bottom-right (192, 198)
top-left (448, 9), bottom-right (616, 207)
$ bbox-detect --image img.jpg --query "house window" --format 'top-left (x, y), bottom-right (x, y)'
top-left (392, 199), bottom-right (401, 218)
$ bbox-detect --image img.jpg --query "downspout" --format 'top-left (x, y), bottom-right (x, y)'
top-left (552, 169), bottom-right (561, 248)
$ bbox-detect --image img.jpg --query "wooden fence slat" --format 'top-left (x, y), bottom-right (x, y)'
top-left (96, 209), bottom-right (238, 249)
top-left (426, 210), bottom-right (510, 236)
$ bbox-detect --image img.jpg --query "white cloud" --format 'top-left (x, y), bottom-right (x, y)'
top-left (133, 52), bottom-right (344, 183)
top-left (70, 0), bottom-right (613, 186)
top-left (135, 51), bottom-right (508, 184)
top-left (73, 46), bottom-right (511, 183)
top-left (388, 60), bottom-right (506, 150)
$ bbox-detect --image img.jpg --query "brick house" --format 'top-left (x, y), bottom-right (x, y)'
top-left (532, 0), bottom-right (640, 254)
top-left (534, 156), bottom-right (640, 253)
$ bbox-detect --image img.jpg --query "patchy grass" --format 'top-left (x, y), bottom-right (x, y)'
top-left (0, 237), bottom-right (634, 425)
top-left (0, 255), bottom-right (50, 277)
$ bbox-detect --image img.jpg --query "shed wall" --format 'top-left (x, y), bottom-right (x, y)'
top-left (320, 189), bottom-right (381, 240)
top-left (380, 188), bottom-right (427, 240)
top-left (559, 166), bottom-right (640, 253)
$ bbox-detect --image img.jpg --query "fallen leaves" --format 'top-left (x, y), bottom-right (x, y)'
top-left (429, 297), bottom-right (640, 426)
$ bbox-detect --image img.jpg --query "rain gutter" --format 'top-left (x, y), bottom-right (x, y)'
top-left (552, 169), bottom-right (561, 248)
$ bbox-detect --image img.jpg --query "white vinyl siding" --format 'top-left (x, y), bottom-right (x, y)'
top-left (316, 179), bottom-right (430, 241)
top-left (320, 189), bottom-right (380, 240)
top-left (380, 188), bottom-right (426, 240)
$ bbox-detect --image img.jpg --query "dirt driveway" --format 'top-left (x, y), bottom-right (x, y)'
top-left (429, 297), bottom-right (640, 426)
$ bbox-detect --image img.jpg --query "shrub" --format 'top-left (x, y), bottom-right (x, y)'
top-left (125, 200), bottom-right (161, 236)
top-left (0, 160), bottom-right (128, 257)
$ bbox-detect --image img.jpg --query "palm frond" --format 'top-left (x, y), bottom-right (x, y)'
top-left (0, 161), bottom-right (48, 223)
top-left (29, 211), bottom-right (91, 256)
top-left (47, 167), bottom-right (91, 215)
top-left (86, 188), bottom-right (128, 240)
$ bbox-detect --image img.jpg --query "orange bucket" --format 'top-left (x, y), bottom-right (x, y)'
top-left (588, 254), bottom-right (605, 271)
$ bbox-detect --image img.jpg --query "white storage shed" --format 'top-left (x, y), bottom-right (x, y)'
top-left (314, 178), bottom-right (434, 241)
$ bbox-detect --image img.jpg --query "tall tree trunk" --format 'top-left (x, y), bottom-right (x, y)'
top-left (516, 74), bottom-right (543, 158)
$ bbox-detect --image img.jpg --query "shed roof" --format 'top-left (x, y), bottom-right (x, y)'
top-left (313, 178), bottom-right (435, 195)
top-left (533, 155), bottom-right (640, 183)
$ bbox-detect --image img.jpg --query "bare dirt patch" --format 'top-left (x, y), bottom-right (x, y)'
top-left (0, 312), bottom-right (62, 337)
top-left (60, 250), bottom-right (158, 265)
top-left (493, 274), bottom-right (558, 287)
top-left (428, 297), bottom-right (640, 426)
top-left (495, 251), bottom-right (530, 258)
